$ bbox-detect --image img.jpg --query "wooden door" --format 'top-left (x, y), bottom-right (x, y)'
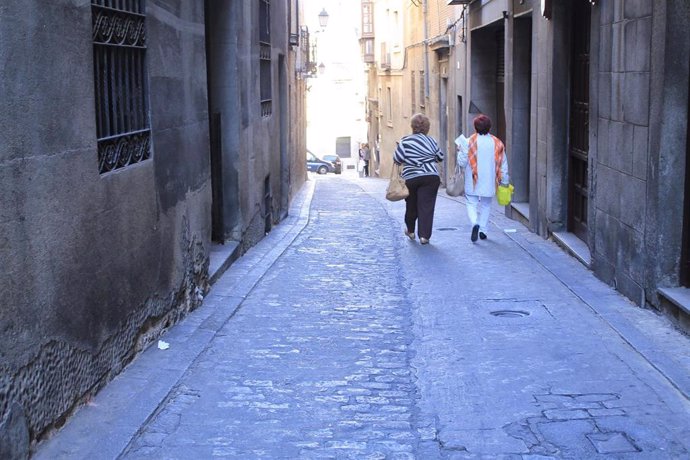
top-left (681, 67), bottom-right (690, 287)
top-left (567, 2), bottom-right (591, 240)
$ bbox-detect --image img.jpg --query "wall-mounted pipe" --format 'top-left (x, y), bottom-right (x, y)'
top-left (423, 0), bottom-right (429, 101)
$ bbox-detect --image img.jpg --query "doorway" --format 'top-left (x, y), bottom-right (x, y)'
top-left (456, 96), bottom-right (463, 136)
top-left (439, 74), bottom-right (448, 184)
top-left (495, 29), bottom-right (506, 142)
top-left (470, 22), bottom-right (506, 142)
top-left (279, 54), bottom-right (289, 220)
top-left (205, 1), bottom-right (223, 243)
top-left (208, 112), bottom-right (224, 242)
top-left (204, 0), bottom-right (241, 243)
top-left (681, 69), bottom-right (690, 287)
top-left (512, 16), bottom-right (532, 204)
top-left (567, 1), bottom-right (591, 241)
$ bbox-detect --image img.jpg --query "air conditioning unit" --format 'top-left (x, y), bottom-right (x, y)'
top-left (447, 0), bottom-right (472, 4)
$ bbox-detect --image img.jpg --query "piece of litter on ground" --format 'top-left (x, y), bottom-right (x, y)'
top-left (157, 340), bottom-right (170, 350)
top-left (504, 229), bottom-right (517, 233)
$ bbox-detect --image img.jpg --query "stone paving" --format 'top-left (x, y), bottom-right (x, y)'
top-left (123, 180), bottom-right (424, 458)
top-left (35, 174), bottom-right (690, 459)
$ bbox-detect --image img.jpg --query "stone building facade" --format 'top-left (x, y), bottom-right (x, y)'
top-left (0, 0), bottom-right (308, 456)
top-left (362, 0), bottom-right (690, 326)
top-left (206, 0), bottom-right (309, 247)
top-left (362, 0), bottom-right (460, 180)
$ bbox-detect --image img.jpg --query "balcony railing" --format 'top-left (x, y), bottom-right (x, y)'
top-left (360, 37), bottom-right (374, 63)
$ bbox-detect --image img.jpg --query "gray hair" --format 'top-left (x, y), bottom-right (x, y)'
top-left (410, 113), bottom-right (430, 134)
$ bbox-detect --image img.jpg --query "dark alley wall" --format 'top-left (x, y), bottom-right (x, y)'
top-left (205, 0), bottom-right (300, 249)
top-left (0, 1), bottom-right (211, 455)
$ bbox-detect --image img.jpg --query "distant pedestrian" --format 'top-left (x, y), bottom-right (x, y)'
top-left (393, 113), bottom-right (444, 245)
top-left (456, 114), bottom-right (510, 242)
top-left (359, 143), bottom-right (371, 177)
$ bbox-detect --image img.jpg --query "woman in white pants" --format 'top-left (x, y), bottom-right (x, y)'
top-left (456, 114), bottom-right (510, 242)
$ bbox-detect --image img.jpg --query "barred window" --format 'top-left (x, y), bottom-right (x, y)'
top-left (92, 0), bottom-right (151, 174)
top-left (259, 0), bottom-right (272, 117)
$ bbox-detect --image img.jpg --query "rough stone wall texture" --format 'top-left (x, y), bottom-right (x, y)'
top-left (0, 0), bottom-right (211, 455)
top-left (288, 0), bottom-right (308, 209)
top-left (592, 0), bottom-right (654, 303)
top-left (643, 0), bottom-right (690, 303)
top-left (205, 1), bottom-right (300, 249)
top-left (236, 0), bottom-right (291, 250)
top-left (426, 0), bottom-right (454, 38)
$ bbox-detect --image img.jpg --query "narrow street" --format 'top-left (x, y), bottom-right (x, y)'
top-left (36, 175), bottom-right (690, 459)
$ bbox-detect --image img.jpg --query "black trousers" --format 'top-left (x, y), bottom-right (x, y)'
top-left (404, 175), bottom-right (440, 239)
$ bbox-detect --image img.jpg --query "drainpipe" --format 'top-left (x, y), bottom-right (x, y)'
top-left (505, 1), bottom-right (514, 153)
top-left (423, 0), bottom-right (429, 102)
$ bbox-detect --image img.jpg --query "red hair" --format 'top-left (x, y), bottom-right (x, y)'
top-left (473, 114), bottom-right (492, 135)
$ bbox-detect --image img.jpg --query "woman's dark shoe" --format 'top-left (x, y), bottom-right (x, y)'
top-left (419, 237), bottom-right (429, 245)
top-left (471, 224), bottom-right (480, 242)
top-left (479, 231), bottom-right (487, 240)
top-left (404, 229), bottom-right (415, 240)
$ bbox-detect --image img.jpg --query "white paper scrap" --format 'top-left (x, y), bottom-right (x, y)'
top-left (504, 229), bottom-right (517, 233)
top-left (157, 340), bottom-right (170, 350)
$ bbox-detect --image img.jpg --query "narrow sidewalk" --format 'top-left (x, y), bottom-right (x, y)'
top-left (34, 181), bottom-right (316, 459)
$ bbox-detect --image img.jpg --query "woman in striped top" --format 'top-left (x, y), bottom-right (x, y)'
top-left (393, 113), bottom-right (445, 245)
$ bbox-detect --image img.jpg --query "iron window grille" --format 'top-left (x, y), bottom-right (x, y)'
top-left (288, 0), bottom-right (299, 46)
top-left (92, 0), bottom-right (151, 174)
top-left (260, 0), bottom-right (272, 117)
top-left (300, 26), bottom-right (315, 76)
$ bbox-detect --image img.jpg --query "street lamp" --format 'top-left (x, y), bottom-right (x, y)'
top-left (298, 8), bottom-right (329, 78)
top-left (318, 8), bottom-right (329, 29)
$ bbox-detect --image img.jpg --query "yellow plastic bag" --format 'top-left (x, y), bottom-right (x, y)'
top-left (496, 184), bottom-right (514, 206)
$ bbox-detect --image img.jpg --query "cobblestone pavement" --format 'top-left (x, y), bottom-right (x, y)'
top-left (123, 177), bottom-right (426, 459)
top-left (35, 175), bottom-right (690, 459)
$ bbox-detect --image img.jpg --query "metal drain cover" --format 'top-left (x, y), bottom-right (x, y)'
top-left (490, 310), bottom-right (530, 318)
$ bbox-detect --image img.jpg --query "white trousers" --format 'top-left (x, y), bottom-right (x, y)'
top-left (465, 195), bottom-right (493, 233)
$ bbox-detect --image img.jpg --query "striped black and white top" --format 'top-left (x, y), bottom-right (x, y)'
top-left (393, 133), bottom-right (444, 180)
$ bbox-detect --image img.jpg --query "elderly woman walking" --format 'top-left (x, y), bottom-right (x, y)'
top-left (456, 114), bottom-right (510, 242)
top-left (393, 113), bottom-right (445, 245)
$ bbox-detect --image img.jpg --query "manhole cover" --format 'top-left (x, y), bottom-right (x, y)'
top-left (436, 227), bottom-right (458, 231)
top-left (490, 310), bottom-right (530, 318)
